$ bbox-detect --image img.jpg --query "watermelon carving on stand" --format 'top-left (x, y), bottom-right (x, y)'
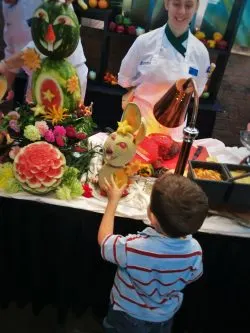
top-left (30, 0), bottom-right (82, 113)
top-left (31, 1), bottom-right (80, 60)
top-left (32, 58), bottom-right (81, 112)
top-left (13, 142), bottom-right (66, 194)
top-left (0, 1), bottom-right (96, 199)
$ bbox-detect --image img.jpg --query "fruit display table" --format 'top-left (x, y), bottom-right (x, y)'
top-left (0, 134), bottom-right (249, 235)
top-left (0, 135), bottom-right (249, 332)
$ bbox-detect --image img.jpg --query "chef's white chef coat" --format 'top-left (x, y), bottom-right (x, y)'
top-left (118, 25), bottom-right (210, 139)
top-left (2, 0), bottom-right (42, 72)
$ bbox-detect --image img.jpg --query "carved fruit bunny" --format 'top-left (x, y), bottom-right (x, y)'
top-left (98, 103), bottom-right (146, 190)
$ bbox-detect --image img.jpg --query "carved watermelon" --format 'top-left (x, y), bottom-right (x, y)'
top-left (13, 142), bottom-right (66, 194)
top-left (32, 58), bottom-right (81, 112)
top-left (31, 1), bottom-right (80, 60)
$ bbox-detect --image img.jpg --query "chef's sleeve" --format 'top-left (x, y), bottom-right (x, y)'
top-left (118, 37), bottom-right (143, 88)
top-left (195, 47), bottom-right (210, 96)
top-left (67, 40), bottom-right (88, 100)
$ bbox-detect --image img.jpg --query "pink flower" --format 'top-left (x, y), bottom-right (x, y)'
top-left (44, 129), bottom-right (55, 143)
top-left (53, 125), bottom-right (66, 137)
top-left (65, 125), bottom-right (77, 138)
top-left (76, 132), bottom-right (87, 140)
top-left (8, 111), bottom-right (20, 120)
top-left (9, 146), bottom-right (21, 160)
top-left (35, 121), bottom-right (49, 137)
top-left (9, 119), bottom-right (20, 132)
top-left (55, 136), bottom-right (65, 147)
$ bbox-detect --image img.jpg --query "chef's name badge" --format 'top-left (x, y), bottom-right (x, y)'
top-left (189, 67), bottom-right (198, 76)
top-left (140, 60), bottom-right (152, 65)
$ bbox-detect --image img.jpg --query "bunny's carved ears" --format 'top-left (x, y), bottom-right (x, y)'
top-left (120, 102), bottom-right (146, 144)
top-left (121, 103), bottom-right (142, 133)
top-left (43, 0), bottom-right (88, 10)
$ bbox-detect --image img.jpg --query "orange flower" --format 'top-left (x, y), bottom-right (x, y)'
top-left (21, 48), bottom-right (41, 71)
top-left (44, 105), bottom-right (69, 125)
top-left (66, 75), bottom-right (79, 94)
top-left (125, 160), bottom-right (142, 176)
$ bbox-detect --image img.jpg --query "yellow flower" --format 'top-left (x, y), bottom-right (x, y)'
top-left (138, 164), bottom-right (153, 177)
top-left (31, 104), bottom-right (46, 116)
top-left (66, 75), bottom-right (79, 94)
top-left (21, 48), bottom-right (41, 71)
top-left (117, 120), bottom-right (133, 135)
top-left (42, 89), bottom-right (55, 102)
top-left (0, 163), bottom-right (14, 189)
top-left (44, 105), bottom-right (69, 125)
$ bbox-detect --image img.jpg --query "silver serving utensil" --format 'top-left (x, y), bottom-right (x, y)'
top-left (227, 171), bottom-right (250, 182)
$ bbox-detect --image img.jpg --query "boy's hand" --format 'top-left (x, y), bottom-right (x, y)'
top-left (0, 61), bottom-right (16, 90)
top-left (104, 176), bottom-right (127, 203)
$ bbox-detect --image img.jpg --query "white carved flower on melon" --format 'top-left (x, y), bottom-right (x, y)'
top-left (13, 142), bottom-right (66, 194)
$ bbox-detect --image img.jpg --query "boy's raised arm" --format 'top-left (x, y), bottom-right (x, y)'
top-left (97, 176), bottom-right (126, 245)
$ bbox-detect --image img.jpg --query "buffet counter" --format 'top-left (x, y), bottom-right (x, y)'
top-left (0, 134), bottom-right (249, 237)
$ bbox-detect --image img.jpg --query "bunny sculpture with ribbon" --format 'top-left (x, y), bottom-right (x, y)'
top-left (98, 103), bottom-right (146, 190)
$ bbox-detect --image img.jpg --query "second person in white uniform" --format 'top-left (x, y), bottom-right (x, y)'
top-left (1, 0), bottom-right (43, 90)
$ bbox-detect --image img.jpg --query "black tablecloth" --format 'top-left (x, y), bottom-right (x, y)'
top-left (0, 197), bottom-right (249, 332)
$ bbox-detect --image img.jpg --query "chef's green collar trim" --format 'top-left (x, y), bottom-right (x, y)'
top-left (165, 24), bottom-right (189, 57)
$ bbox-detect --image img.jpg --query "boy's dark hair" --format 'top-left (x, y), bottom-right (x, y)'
top-left (150, 173), bottom-right (208, 237)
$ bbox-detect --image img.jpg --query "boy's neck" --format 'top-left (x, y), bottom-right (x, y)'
top-left (151, 224), bottom-right (168, 236)
top-left (151, 226), bottom-right (187, 239)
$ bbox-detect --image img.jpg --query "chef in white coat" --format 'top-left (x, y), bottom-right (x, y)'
top-left (1, 0), bottom-right (43, 88)
top-left (118, 0), bottom-right (210, 140)
top-left (0, 0), bottom-right (88, 101)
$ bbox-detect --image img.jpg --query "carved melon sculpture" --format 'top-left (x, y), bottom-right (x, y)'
top-left (98, 103), bottom-right (146, 190)
top-left (30, 0), bottom-right (82, 113)
top-left (12, 0), bottom-right (87, 194)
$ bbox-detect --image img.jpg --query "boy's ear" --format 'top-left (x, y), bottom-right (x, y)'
top-left (147, 207), bottom-right (158, 226)
top-left (151, 213), bottom-right (159, 226)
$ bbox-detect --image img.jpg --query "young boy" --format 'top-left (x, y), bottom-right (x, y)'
top-left (98, 173), bottom-right (208, 333)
